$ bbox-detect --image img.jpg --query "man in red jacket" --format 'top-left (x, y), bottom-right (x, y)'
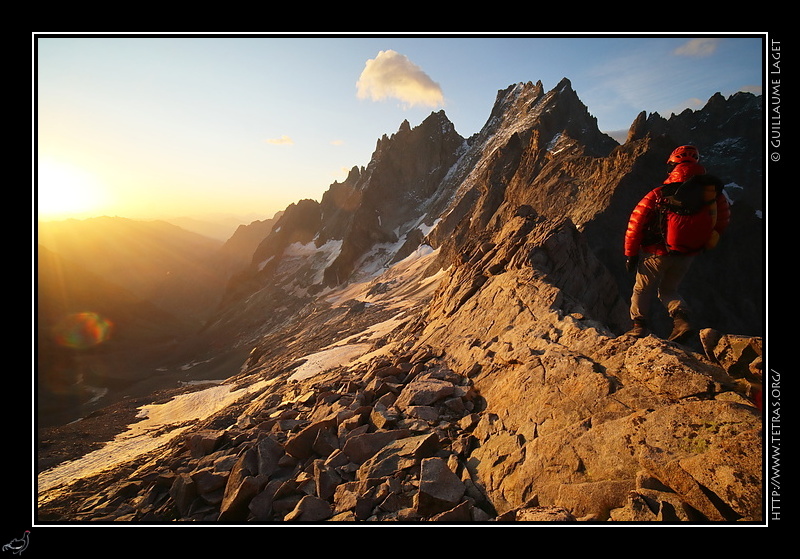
top-left (624, 145), bottom-right (731, 341)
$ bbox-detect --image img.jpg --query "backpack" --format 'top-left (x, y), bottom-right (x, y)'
top-left (643, 174), bottom-right (724, 253)
top-left (661, 174), bottom-right (722, 215)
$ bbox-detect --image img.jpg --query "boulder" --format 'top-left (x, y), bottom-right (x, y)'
top-left (394, 374), bottom-right (456, 410)
top-left (415, 457), bottom-right (466, 516)
top-left (218, 449), bottom-right (261, 522)
top-left (285, 495), bottom-right (332, 521)
top-left (341, 429), bottom-right (410, 464)
top-left (357, 434), bottom-right (440, 481)
top-left (284, 417), bottom-right (338, 460)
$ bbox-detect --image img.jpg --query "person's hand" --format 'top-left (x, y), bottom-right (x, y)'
top-left (705, 230), bottom-right (720, 250)
top-left (626, 255), bottom-right (639, 273)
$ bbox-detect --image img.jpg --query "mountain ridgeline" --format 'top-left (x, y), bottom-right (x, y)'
top-left (36, 78), bottom-right (765, 523)
top-left (215, 78), bottom-right (762, 343)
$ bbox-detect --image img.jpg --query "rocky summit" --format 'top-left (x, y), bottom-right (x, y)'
top-left (36, 79), bottom-right (765, 525)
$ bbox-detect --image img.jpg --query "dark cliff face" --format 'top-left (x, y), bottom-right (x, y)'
top-left (438, 82), bottom-right (763, 337)
top-left (601, 92), bottom-right (764, 336)
top-left (319, 111), bottom-right (465, 286)
top-left (214, 80), bottom-right (763, 339)
top-left (629, 91), bottom-right (763, 209)
top-left (250, 199), bottom-right (322, 273)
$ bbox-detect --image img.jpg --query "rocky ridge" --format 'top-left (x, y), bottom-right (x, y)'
top-left (36, 78), bottom-right (765, 524)
top-left (37, 217), bottom-right (763, 523)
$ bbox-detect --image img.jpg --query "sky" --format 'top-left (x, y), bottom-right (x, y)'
top-left (34, 33), bottom-right (765, 224)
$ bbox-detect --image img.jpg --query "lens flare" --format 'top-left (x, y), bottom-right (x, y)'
top-left (52, 312), bottom-right (114, 349)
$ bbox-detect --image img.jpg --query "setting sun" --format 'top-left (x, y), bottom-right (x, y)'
top-left (37, 158), bottom-right (109, 220)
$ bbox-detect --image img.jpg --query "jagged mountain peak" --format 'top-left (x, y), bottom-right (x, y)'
top-left (627, 89), bottom-right (763, 211)
top-left (374, 110), bottom-right (460, 159)
top-left (489, 80), bottom-right (545, 119)
top-left (210, 78), bottom-right (762, 342)
top-left (481, 78), bottom-right (616, 158)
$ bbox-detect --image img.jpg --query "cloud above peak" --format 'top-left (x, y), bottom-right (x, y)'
top-left (265, 135), bottom-right (293, 145)
top-left (673, 38), bottom-right (720, 58)
top-left (357, 50), bottom-right (444, 109)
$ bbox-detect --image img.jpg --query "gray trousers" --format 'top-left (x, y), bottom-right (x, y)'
top-left (630, 253), bottom-right (696, 322)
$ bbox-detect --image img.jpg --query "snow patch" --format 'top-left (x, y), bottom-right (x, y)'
top-left (547, 132), bottom-right (563, 152)
top-left (275, 239), bottom-right (343, 289)
top-left (256, 255), bottom-right (274, 272)
top-left (287, 344), bottom-right (373, 382)
top-left (37, 379), bottom-right (269, 497)
top-left (326, 245), bottom-right (441, 309)
top-left (328, 312), bottom-right (409, 349)
top-left (288, 310), bottom-right (411, 382)
top-left (418, 218), bottom-right (440, 237)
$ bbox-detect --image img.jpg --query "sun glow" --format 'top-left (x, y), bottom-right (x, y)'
top-left (36, 158), bottom-right (109, 220)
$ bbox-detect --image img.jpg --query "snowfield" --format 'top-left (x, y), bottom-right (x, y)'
top-left (37, 379), bottom-right (270, 497)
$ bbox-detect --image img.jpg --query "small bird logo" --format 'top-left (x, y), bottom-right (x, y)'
top-left (2, 531), bottom-right (29, 555)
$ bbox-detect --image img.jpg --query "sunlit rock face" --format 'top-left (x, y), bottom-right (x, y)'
top-left (37, 80), bottom-right (764, 523)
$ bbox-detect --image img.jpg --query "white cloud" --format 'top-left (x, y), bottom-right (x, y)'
top-left (356, 50), bottom-right (444, 109)
top-left (673, 38), bottom-right (720, 57)
top-left (265, 135), bottom-right (294, 145)
top-left (667, 96), bottom-right (706, 116)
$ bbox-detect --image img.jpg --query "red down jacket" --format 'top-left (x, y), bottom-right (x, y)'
top-left (624, 186), bottom-right (730, 257)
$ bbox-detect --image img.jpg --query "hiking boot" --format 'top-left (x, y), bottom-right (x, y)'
top-left (625, 319), bottom-right (649, 338)
top-left (668, 310), bottom-right (693, 342)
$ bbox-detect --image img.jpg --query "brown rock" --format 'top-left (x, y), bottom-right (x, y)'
top-left (370, 402), bottom-right (398, 430)
top-left (357, 433), bottom-right (440, 481)
top-left (341, 429), bottom-right (410, 464)
top-left (255, 436), bottom-right (285, 477)
top-left (169, 473), bottom-right (197, 517)
top-left (284, 494), bottom-right (332, 521)
top-left (430, 500), bottom-right (473, 522)
top-left (638, 445), bottom-right (727, 522)
top-left (191, 467), bottom-right (228, 496)
top-left (415, 457), bottom-right (466, 516)
top-left (395, 375), bottom-right (455, 410)
top-left (187, 430), bottom-right (225, 458)
top-left (284, 417), bottom-right (338, 460)
top-left (515, 506), bottom-right (576, 522)
top-left (313, 460), bottom-right (343, 501)
top-left (218, 448), bottom-right (260, 522)
top-left (678, 428), bottom-right (763, 520)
